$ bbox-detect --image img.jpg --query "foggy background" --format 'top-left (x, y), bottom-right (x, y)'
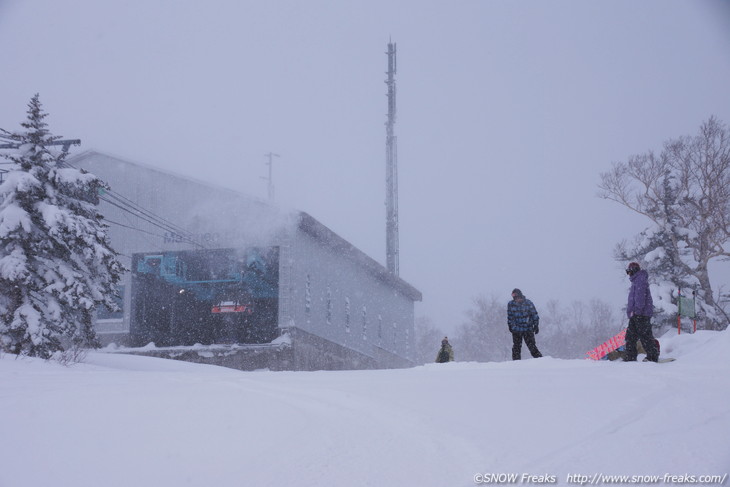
top-left (1, 0), bottom-right (729, 333)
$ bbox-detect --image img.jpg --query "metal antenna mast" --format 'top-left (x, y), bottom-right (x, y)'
top-left (385, 41), bottom-right (399, 276)
top-left (263, 152), bottom-right (280, 201)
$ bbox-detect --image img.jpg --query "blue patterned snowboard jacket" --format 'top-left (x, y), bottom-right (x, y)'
top-left (507, 297), bottom-right (539, 333)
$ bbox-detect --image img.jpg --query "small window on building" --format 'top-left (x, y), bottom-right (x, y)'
top-left (305, 274), bottom-right (312, 315)
top-left (377, 314), bottom-right (383, 340)
top-left (344, 297), bottom-right (351, 333)
top-left (326, 286), bottom-right (332, 326)
top-left (361, 305), bottom-right (367, 341)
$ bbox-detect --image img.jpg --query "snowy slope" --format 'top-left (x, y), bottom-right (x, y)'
top-left (1, 330), bottom-right (729, 487)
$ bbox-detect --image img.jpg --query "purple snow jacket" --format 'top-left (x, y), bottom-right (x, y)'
top-left (627, 269), bottom-right (654, 318)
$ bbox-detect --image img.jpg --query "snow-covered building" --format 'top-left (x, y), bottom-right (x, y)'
top-left (70, 151), bottom-right (421, 370)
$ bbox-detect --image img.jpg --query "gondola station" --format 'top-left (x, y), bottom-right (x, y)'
top-left (71, 151), bottom-right (421, 371)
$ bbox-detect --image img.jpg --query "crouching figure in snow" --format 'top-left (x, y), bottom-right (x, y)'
top-left (435, 337), bottom-right (454, 363)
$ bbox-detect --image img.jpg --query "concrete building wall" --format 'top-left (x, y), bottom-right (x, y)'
top-left (284, 221), bottom-right (417, 363)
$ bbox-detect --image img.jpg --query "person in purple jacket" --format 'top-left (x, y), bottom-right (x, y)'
top-left (624, 262), bottom-right (659, 362)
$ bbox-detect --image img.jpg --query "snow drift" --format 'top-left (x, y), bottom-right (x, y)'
top-left (1, 330), bottom-right (728, 487)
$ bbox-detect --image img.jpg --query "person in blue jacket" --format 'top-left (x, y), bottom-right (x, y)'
top-left (624, 262), bottom-right (659, 362)
top-left (507, 288), bottom-right (542, 360)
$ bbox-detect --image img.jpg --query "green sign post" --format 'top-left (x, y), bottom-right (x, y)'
top-left (677, 289), bottom-right (697, 334)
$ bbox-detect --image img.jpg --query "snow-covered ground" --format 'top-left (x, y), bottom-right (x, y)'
top-left (1, 330), bottom-right (729, 487)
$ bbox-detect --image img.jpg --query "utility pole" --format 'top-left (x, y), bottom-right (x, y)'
top-left (0, 137), bottom-right (80, 152)
top-left (385, 41), bottom-right (399, 276)
top-left (263, 152), bottom-right (280, 201)
top-left (0, 136), bottom-right (81, 182)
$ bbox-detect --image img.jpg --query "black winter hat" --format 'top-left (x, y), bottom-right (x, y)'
top-left (511, 288), bottom-right (523, 298)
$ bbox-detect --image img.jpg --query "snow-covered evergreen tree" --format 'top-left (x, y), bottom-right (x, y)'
top-left (0, 95), bottom-right (124, 358)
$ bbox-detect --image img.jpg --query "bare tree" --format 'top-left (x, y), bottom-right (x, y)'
top-left (454, 294), bottom-right (510, 362)
top-left (538, 298), bottom-right (618, 359)
top-left (456, 295), bottom-right (618, 360)
top-left (599, 117), bottom-right (730, 330)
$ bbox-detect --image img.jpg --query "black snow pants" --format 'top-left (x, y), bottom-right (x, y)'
top-left (624, 315), bottom-right (659, 362)
top-left (511, 331), bottom-right (542, 360)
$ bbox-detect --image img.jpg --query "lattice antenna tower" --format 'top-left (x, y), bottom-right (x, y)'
top-left (385, 40), bottom-right (399, 276)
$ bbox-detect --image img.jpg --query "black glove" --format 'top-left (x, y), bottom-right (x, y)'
top-left (534, 325), bottom-right (539, 335)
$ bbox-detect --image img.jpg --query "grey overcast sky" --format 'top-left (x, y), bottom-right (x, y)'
top-left (1, 0), bottom-right (729, 332)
